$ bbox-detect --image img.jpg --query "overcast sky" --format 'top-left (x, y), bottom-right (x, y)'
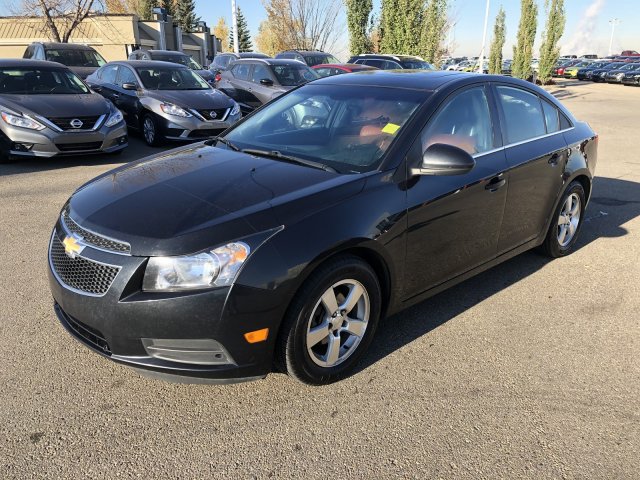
top-left (198, 0), bottom-right (638, 59)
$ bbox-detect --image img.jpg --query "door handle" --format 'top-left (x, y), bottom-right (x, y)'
top-left (485, 174), bottom-right (506, 192)
top-left (112, 93), bottom-right (120, 99)
top-left (548, 153), bottom-right (560, 166)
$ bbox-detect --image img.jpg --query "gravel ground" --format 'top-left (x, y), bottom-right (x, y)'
top-left (0, 79), bottom-right (638, 479)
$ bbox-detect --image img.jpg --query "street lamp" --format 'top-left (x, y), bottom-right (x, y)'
top-left (477, 0), bottom-right (490, 73)
top-left (608, 18), bottom-right (621, 56)
top-left (231, 0), bottom-right (239, 54)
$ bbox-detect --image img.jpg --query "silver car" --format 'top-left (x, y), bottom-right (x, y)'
top-left (0, 59), bottom-right (127, 163)
top-left (86, 61), bottom-right (241, 146)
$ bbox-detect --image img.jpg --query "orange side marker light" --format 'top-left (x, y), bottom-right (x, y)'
top-left (244, 328), bottom-right (269, 344)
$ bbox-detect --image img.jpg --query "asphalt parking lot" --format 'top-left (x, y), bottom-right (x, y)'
top-left (1, 79), bottom-right (638, 478)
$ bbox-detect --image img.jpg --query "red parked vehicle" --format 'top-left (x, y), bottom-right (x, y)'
top-left (621, 50), bottom-right (640, 56)
top-left (312, 63), bottom-right (377, 77)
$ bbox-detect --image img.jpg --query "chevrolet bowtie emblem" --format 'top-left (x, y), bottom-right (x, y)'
top-left (63, 234), bottom-right (85, 259)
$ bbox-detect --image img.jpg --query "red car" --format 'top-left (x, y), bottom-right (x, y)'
top-left (312, 63), bottom-right (377, 77)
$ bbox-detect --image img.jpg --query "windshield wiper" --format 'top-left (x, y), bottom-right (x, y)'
top-left (242, 149), bottom-right (337, 173)
top-left (205, 136), bottom-right (241, 151)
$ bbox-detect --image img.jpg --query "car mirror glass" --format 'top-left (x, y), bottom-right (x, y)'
top-left (122, 82), bottom-right (138, 91)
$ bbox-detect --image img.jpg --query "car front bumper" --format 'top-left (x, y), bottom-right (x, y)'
top-left (47, 224), bottom-right (280, 383)
top-left (156, 110), bottom-right (241, 141)
top-left (0, 121), bottom-right (128, 158)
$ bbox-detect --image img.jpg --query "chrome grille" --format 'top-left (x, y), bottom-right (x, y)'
top-left (47, 116), bottom-right (101, 131)
top-left (62, 210), bottom-right (131, 254)
top-left (49, 233), bottom-right (120, 296)
top-left (196, 108), bottom-right (229, 121)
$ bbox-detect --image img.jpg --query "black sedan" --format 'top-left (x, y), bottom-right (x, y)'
top-left (589, 62), bottom-right (625, 82)
top-left (576, 61), bottom-right (610, 80)
top-left (48, 71), bottom-right (597, 385)
top-left (86, 61), bottom-right (241, 146)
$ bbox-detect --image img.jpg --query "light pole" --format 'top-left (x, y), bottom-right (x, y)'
top-left (231, 0), bottom-right (239, 54)
top-left (608, 18), bottom-right (620, 56)
top-left (477, 0), bottom-right (490, 73)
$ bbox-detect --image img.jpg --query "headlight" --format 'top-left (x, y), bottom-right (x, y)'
top-left (142, 242), bottom-right (250, 291)
top-left (1, 111), bottom-right (46, 131)
top-left (160, 103), bottom-right (192, 117)
top-left (230, 101), bottom-right (240, 116)
top-left (105, 109), bottom-right (123, 127)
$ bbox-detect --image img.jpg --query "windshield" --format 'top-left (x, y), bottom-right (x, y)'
top-left (402, 61), bottom-right (435, 70)
top-left (45, 49), bottom-right (106, 67)
top-left (304, 54), bottom-right (340, 67)
top-left (224, 84), bottom-right (427, 173)
top-left (272, 65), bottom-right (319, 86)
top-left (620, 64), bottom-right (640, 70)
top-left (135, 67), bottom-right (210, 90)
top-left (0, 68), bottom-right (90, 95)
top-left (154, 54), bottom-right (204, 70)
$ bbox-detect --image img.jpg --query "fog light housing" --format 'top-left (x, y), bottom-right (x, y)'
top-left (141, 338), bottom-right (235, 365)
top-left (12, 142), bottom-right (33, 152)
top-left (117, 135), bottom-right (127, 145)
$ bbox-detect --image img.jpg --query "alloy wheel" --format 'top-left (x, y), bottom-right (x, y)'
top-left (305, 279), bottom-right (370, 368)
top-left (143, 117), bottom-right (155, 145)
top-left (557, 192), bottom-right (581, 247)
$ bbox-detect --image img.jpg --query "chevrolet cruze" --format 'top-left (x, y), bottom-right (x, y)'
top-left (48, 71), bottom-right (598, 385)
top-left (0, 59), bottom-right (127, 163)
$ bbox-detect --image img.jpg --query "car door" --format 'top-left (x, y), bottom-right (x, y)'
top-left (493, 84), bottom-right (567, 254)
top-left (90, 64), bottom-right (119, 101)
top-left (114, 65), bottom-right (141, 128)
top-left (222, 62), bottom-right (254, 106)
top-left (404, 85), bottom-right (509, 298)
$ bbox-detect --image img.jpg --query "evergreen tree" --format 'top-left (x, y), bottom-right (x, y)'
top-left (229, 7), bottom-right (253, 53)
top-left (538, 0), bottom-right (565, 84)
top-left (512, 0), bottom-right (538, 80)
top-left (346, 0), bottom-right (373, 56)
top-left (174, 0), bottom-right (197, 32)
top-left (380, 0), bottom-right (401, 53)
top-left (420, 0), bottom-right (447, 64)
top-left (488, 6), bottom-right (506, 74)
top-left (139, 0), bottom-right (158, 20)
top-left (161, 0), bottom-right (173, 19)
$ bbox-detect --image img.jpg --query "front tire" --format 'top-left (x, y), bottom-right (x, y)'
top-left (540, 180), bottom-right (586, 258)
top-left (141, 113), bottom-right (164, 147)
top-left (277, 255), bottom-right (382, 385)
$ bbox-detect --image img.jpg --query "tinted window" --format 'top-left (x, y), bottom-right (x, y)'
top-left (497, 86), bottom-right (546, 144)
top-left (44, 48), bottom-right (106, 67)
top-left (421, 87), bottom-right (494, 155)
top-left (101, 65), bottom-right (118, 84)
top-left (23, 46), bottom-right (33, 58)
top-left (231, 63), bottom-right (251, 80)
top-left (314, 67), bottom-right (333, 77)
top-left (303, 54), bottom-right (340, 67)
top-left (272, 65), bottom-right (318, 86)
top-left (117, 67), bottom-right (137, 87)
top-left (135, 67), bottom-right (210, 90)
top-left (251, 64), bottom-right (272, 83)
top-left (541, 100), bottom-right (560, 133)
top-left (363, 59), bottom-right (386, 69)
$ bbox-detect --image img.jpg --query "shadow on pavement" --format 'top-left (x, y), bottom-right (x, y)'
top-left (355, 176), bottom-right (640, 375)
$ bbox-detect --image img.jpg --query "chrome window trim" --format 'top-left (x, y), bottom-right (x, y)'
top-left (48, 230), bottom-right (122, 298)
top-left (60, 211), bottom-right (132, 256)
top-left (473, 127), bottom-right (575, 159)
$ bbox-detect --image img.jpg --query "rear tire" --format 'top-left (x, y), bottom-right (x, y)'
top-left (540, 181), bottom-right (586, 258)
top-left (276, 255), bottom-right (381, 385)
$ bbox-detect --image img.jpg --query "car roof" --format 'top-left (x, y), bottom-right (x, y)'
top-left (34, 42), bottom-right (96, 51)
top-left (108, 60), bottom-right (190, 69)
top-left (0, 58), bottom-right (68, 69)
top-left (280, 50), bottom-right (329, 55)
top-left (231, 58), bottom-right (307, 66)
top-left (137, 50), bottom-right (188, 56)
top-left (351, 54), bottom-right (426, 62)
top-left (313, 63), bottom-right (376, 70)
top-left (311, 69), bottom-right (541, 92)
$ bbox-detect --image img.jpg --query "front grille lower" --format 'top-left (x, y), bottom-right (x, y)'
top-left (50, 233), bottom-right (120, 296)
top-left (188, 129), bottom-right (223, 139)
top-left (47, 116), bottom-right (101, 131)
top-left (56, 142), bottom-right (103, 152)
top-left (196, 108), bottom-right (229, 121)
top-left (60, 309), bottom-right (112, 355)
top-left (62, 210), bottom-right (131, 254)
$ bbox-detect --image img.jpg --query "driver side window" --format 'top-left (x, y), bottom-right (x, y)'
top-left (421, 87), bottom-right (494, 155)
top-left (251, 64), bottom-right (271, 83)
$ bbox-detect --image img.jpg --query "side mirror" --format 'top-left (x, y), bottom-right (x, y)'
top-left (260, 78), bottom-right (274, 86)
top-left (89, 84), bottom-right (102, 93)
top-left (411, 143), bottom-right (475, 176)
top-left (122, 82), bottom-right (138, 91)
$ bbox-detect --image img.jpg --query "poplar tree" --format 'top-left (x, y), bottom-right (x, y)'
top-left (488, 6), bottom-right (506, 74)
top-left (229, 7), bottom-right (253, 53)
top-left (380, 0), bottom-right (401, 53)
top-left (512, 0), bottom-right (538, 79)
top-left (420, 0), bottom-right (447, 64)
top-left (538, 0), bottom-right (565, 84)
top-left (346, 0), bottom-right (373, 55)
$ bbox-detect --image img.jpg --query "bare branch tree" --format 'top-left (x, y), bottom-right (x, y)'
top-left (14, 0), bottom-right (105, 42)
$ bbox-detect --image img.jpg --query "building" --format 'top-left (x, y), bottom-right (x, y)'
top-left (0, 13), bottom-right (222, 66)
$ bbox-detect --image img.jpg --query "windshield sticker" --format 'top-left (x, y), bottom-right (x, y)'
top-left (381, 123), bottom-right (400, 135)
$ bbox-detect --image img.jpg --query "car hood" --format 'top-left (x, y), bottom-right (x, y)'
top-left (0, 92), bottom-right (109, 118)
top-left (68, 143), bottom-right (365, 256)
top-left (143, 89), bottom-right (234, 109)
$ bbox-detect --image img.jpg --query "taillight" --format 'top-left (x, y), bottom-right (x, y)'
top-left (215, 73), bottom-right (221, 82)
